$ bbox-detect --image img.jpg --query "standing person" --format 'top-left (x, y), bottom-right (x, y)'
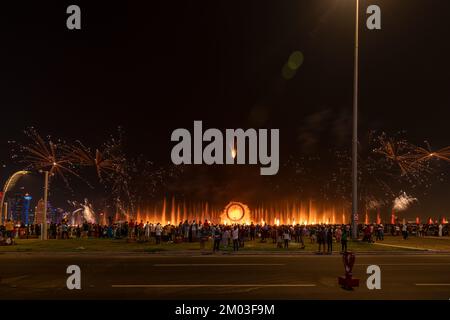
top-left (144, 222), bottom-right (151, 241)
top-left (369, 224), bottom-right (374, 243)
top-left (294, 225), bottom-right (300, 243)
top-left (341, 226), bottom-right (349, 253)
top-left (61, 221), bottom-right (69, 239)
top-left (138, 220), bottom-right (144, 241)
top-left (162, 224), bottom-right (168, 242)
top-left (298, 226), bottom-right (306, 249)
top-left (150, 223), bottom-right (156, 242)
top-left (250, 223), bottom-right (256, 241)
top-left (182, 220), bottom-right (189, 241)
top-left (199, 224), bottom-right (209, 250)
top-left (222, 227), bottom-right (230, 248)
top-left (128, 220), bottom-right (135, 239)
top-left (335, 226), bottom-right (342, 244)
top-left (232, 226), bottom-right (239, 252)
top-left (155, 223), bottom-right (162, 244)
top-left (378, 224), bottom-right (384, 241)
top-left (239, 226), bottom-right (245, 248)
top-left (5, 219), bottom-right (14, 240)
top-left (188, 221), bottom-right (192, 242)
top-left (438, 223), bottom-right (443, 237)
top-left (191, 220), bottom-right (198, 242)
top-left (402, 224), bottom-right (408, 240)
top-left (317, 226), bottom-right (325, 254)
top-left (197, 223), bottom-right (202, 241)
top-left (107, 224), bottom-right (113, 238)
top-left (276, 228), bottom-right (283, 248)
top-left (363, 225), bottom-right (370, 243)
top-left (326, 227), bottom-right (333, 254)
top-left (283, 228), bottom-right (290, 248)
top-left (82, 222), bottom-right (89, 239)
top-left (262, 224), bottom-right (268, 242)
top-left (322, 226), bottom-right (328, 254)
top-left (310, 227), bottom-right (316, 244)
top-left (272, 227), bottom-right (277, 244)
top-left (212, 226), bottom-right (221, 252)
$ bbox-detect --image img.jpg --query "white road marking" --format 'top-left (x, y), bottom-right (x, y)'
top-left (153, 263), bottom-right (284, 266)
top-left (415, 283), bottom-right (450, 286)
top-left (356, 263), bottom-right (450, 266)
top-left (112, 284), bottom-right (316, 288)
top-left (372, 243), bottom-right (429, 250)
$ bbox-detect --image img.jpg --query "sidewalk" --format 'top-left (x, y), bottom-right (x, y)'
top-left (1, 249), bottom-right (449, 257)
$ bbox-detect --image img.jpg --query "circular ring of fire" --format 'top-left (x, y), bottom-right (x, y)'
top-left (225, 202), bottom-right (245, 222)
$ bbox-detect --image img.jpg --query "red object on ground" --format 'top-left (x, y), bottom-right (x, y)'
top-left (338, 251), bottom-right (360, 290)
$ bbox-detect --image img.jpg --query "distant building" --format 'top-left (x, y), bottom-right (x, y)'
top-left (23, 194), bottom-right (32, 224)
top-left (51, 207), bottom-right (65, 224)
top-left (6, 192), bottom-right (32, 225)
top-left (35, 199), bottom-right (46, 224)
top-left (34, 199), bottom-right (62, 224)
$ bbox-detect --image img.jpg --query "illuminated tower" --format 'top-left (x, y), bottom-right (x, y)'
top-left (23, 194), bottom-right (32, 225)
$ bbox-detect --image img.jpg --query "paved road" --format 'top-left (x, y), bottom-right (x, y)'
top-left (1, 252), bottom-right (450, 299)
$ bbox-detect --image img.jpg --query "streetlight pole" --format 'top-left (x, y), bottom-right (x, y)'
top-left (42, 170), bottom-right (49, 240)
top-left (351, 0), bottom-right (360, 239)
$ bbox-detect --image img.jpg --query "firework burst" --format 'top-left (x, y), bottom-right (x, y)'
top-left (413, 142), bottom-right (450, 163)
top-left (18, 128), bottom-right (83, 186)
top-left (393, 192), bottom-right (418, 211)
top-left (66, 141), bottom-right (125, 182)
top-left (372, 133), bottom-right (426, 176)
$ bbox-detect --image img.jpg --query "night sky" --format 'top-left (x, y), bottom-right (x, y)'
top-left (1, 0), bottom-right (450, 218)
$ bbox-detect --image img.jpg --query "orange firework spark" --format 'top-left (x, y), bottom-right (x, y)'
top-left (21, 128), bottom-right (83, 185)
top-left (374, 135), bottom-right (423, 176)
top-left (413, 143), bottom-right (450, 163)
top-left (66, 141), bottom-right (123, 181)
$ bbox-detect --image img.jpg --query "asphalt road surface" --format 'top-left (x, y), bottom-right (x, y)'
top-left (1, 252), bottom-right (450, 299)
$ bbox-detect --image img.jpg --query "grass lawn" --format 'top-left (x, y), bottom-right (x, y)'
top-left (0, 237), bottom-right (420, 253)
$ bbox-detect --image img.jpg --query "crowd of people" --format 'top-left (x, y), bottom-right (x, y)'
top-left (1, 218), bottom-right (448, 251)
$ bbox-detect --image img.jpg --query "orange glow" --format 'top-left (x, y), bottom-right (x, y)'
top-left (227, 204), bottom-right (244, 221)
top-left (117, 198), bottom-right (358, 225)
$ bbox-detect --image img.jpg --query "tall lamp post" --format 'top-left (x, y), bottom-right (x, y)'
top-left (351, 0), bottom-right (360, 239)
top-left (41, 170), bottom-right (49, 240)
